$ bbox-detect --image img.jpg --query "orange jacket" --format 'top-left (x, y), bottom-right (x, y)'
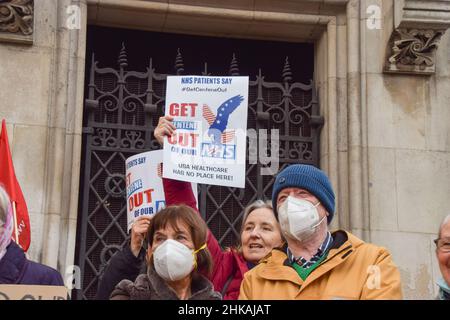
top-left (239, 231), bottom-right (403, 300)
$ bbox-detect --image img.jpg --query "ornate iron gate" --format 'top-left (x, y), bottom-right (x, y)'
top-left (76, 44), bottom-right (323, 300)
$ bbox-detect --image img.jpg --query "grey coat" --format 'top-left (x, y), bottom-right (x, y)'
top-left (110, 265), bottom-right (221, 300)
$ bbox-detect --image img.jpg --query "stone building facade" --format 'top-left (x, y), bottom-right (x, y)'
top-left (0, 0), bottom-right (449, 299)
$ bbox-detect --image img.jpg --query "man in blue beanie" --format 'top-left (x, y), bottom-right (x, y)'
top-left (239, 164), bottom-right (403, 300)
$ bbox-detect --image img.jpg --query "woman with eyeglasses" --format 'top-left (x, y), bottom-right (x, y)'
top-left (435, 215), bottom-right (450, 300)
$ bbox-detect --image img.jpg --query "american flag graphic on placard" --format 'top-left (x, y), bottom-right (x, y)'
top-left (202, 104), bottom-right (216, 126)
top-left (202, 95), bottom-right (244, 145)
top-left (157, 163), bottom-right (163, 178)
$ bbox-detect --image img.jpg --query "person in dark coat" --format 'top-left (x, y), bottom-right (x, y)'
top-left (96, 236), bottom-right (146, 299)
top-left (0, 185), bottom-right (64, 286)
top-left (110, 205), bottom-right (221, 300)
top-left (96, 116), bottom-right (284, 299)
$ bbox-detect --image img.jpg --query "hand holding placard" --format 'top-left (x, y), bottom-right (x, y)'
top-left (155, 115), bottom-right (176, 146)
top-left (130, 215), bottom-right (152, 257)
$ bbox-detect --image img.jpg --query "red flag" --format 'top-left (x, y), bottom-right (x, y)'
top-left (0, 119), bottom-right (31, 251)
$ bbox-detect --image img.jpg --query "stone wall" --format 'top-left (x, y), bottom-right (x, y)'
top-left (0, 0), bottom-right (87, 284)
top-left (357, 0), bottom-right (450, 299)
top-left (0, 0), bottom-right (57, 263)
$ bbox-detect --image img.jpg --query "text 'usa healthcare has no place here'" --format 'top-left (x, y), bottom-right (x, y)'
top-left (162, 76), bottom-right (249, 188)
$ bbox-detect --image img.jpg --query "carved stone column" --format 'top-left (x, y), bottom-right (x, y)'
top-left (0, 0), bottom-right (34, 44)
top-left (384, 0), bottom-right (450, 75)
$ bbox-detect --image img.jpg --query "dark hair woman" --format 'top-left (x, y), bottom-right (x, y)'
top-left (110, 205), bottom-right (221, 300)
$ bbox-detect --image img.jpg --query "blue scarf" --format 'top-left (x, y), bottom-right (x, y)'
top-left (437, 278), bottom-right (450, 300)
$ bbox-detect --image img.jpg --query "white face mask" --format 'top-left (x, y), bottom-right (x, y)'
top-left (277, 196), bottom-right (326, 242)
top-left (153, 239), bottom-right (205, 281)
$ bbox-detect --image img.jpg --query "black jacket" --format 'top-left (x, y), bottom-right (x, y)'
top-left (110, 265), bottom-right (221, 300)
top-left (95, 241), bottom-right (145, 300)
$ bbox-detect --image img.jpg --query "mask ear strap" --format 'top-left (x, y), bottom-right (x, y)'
top-left (192, 243), bottom-right (207, 269)
top-left (311, 215), bottom-right (327, 229)
top-left (194, 243), bottom-right (207, 254)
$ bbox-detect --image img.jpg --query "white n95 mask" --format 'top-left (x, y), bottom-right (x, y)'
top-left (277, 196), bottom-right (325, 242)
top-left (153, 239), bottom-right (205, 281)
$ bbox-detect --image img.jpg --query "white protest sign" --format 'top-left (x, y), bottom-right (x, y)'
top-left (163, 76), bottom-right (249, 188)
top-left (126, 150), bottom-right (198, 231)
top-left (0, 285), bottom-right (68, 300)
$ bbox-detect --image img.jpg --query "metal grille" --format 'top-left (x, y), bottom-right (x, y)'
top-left (76, 45), bottom-right (322, 300)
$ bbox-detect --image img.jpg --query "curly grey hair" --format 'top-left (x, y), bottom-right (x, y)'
top-left (0, 185), bottom-right (10, 224)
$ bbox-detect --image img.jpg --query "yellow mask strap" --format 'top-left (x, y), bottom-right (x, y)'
top-left (194, 243), bottom-right (207, 254)
top-left (193, 243), bottom-right (207, 269)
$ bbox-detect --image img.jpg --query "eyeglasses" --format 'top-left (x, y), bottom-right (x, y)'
top-left (434, 238), bottom-right (450, 252)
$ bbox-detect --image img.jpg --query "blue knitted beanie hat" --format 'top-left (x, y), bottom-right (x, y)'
top-left (272, 164), bottom-right (335, 223)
